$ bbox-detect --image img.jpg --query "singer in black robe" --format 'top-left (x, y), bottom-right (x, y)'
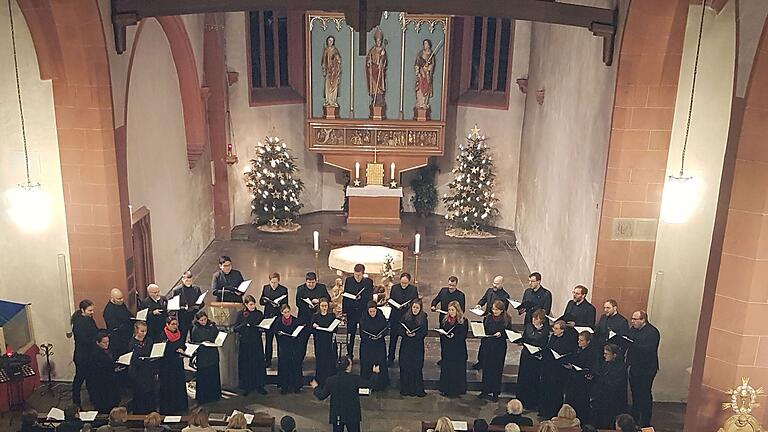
top-left (71, 302), bottom-right (99, 407)
top-left (296, 274), bottom-right (330, 365)
top-left (168, 274), bottom-right (203, 341)
top-left (387, 274), bottom-right (419, 363)
top-left (359, 302), bottom-right (389, 390)
top-left (211, 256), bottom-right (246, 303)
top-left (140, 291), bottom-right (167, 342)
top-left (590, 344), bottom-right (628, 429)
top-left (311, 300), bottom-right (338, 386)
top-left (479, 301), bottom-right (512, 401)
top-left (342, 268), bottom-right (374, 359)
top-left (260, 275), bottom-right (289, 367)
top-left (539, 321), bottom-right (579, 419)
top-left (516, 309), bottom-right (550, 410)
top-left (438, 302), bottom-right (467, 397)
top-left (103, 300), bottom-right (132, 357)
top-left (274, 305), bottom-right (304, 393)
top-left (399, 300), bottom-right (428, 397)
top-left (190, 313), bottom-right (221, 404)
top-left (128, 323), bottom-right (156, 414)
top-left (87, 334), bottom-right (120, 413)
top-left (565, 331), bottom-right (597, 423)
top-left (233, 298), bottom-right (268, 395)
top-left (158, 317), bottom-right (189, 414)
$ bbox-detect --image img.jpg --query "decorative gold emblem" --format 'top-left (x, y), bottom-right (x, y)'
top-left (366, 163), bottom-right (385, 186)
top-left (719, 377), bottom-right (765, 432)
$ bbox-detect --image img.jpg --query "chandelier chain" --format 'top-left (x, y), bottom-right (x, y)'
top-left (680, 0), bottom-right (707, 178)
top-left (7, 0), bottom-right (32, 186)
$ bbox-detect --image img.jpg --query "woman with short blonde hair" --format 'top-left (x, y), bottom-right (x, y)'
top-left (504, 424), bottom-right (521, 432)
top-left (537, 420), bottom-right (559, 432)
top-left (551, 403), bottom-right (580, 428)
top-left (225, 412), bottom-right (249, 431)
top-left (182, 407), bottom-right (214, 432)
top-left (434, 417), bottom-right (455, 432)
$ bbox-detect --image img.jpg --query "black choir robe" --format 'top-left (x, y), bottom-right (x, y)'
top-left (430, 288), bottom-right (466, 322)
top-left (140, 296), bottom-right (168, 342)
top-left (539, 331), bottom-right (579, 418)
top-left (590, 358), bottom-right (629, 429)
top-left (438, 317), bottom-right (468, 397)
top-left (103, 301), bottom-right (132, 357)
top-left (516, 321), bottom-right (549, 410)
top-left (233, 308), bottom-right (267, 393)
top-left (520, 287), bottom-right (552, 324)
top-left (565, 342), bottom-right (597, 423)
top-left (342, 276), bottom-right (374, 322)
top-left (595, 312), bottom-right (630, 355)
top-left (274, 315), bottom-right (304, 392)
top-left (313, 371), bottom-right (379, 427)
top-left (158, 327), bottom-right (188, 414)
top-left (87, 346), bottom-right (120, 413)
top-left (311, 312), bottom-right (338, 386)
top-left (480, 314), bottom-right (511, 396)
top-left (296, 283), bottom-right (331, 324)
top-left (260, 283), bottom-right (289, 365)
top-left (359, 310), bottom-right (389, 390)
top-left (399, 312), bottom-right (428, 396)
top-left (211, 269), bottom-right (245, 303)
top-left (562, 300), bottom-right (597, 328)
top-left (71, 313), bottom-right (99, 406)
top-left (128, 337), bottom-right (156, 414)
top-left (190, 321), bottom-right (221, 404)
top-left (388, 283), bottom-right (420, 360)
top-left (168, 283), bottom-right (203, 340)
top-left (477, 287), bottom-right (510, 313)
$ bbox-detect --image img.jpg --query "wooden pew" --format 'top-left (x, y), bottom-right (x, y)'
top-left (421, 421), bottom-right (623, 432)
top-left (39, 413), bottom-right (275, 430)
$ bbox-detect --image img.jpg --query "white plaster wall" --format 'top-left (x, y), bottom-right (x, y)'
top-left (735, 0), bottom-right (768, 98)
top-left (648, 3), bottom-right (735, 402)
top-left (126, 19), bottom-right (214, 290)
top-left (0, 2), bottom-right (75, 379)
top-left (225, 12), bottom-right (342, 226)
top-left (427, 21), bottom-right (531, 231)
top-left (514, 0), bottom-right (618, 314)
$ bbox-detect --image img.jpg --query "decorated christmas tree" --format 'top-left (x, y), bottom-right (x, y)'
top-left (245, 135), bottom-right (304, 231)
top-left (442, 124), bottom-right (499, 236)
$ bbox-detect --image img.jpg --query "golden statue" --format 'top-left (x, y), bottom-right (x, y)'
top-left (719, 377), bottom-right (765, 432)
top-left (321, 35), bottom-right (342, 107)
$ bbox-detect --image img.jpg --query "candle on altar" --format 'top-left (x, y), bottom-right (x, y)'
top-left (390, 162), bottom-right (396, 181)
top-left (313, 230), bottom-right (319, 251)
top-left (414, 233), bottom-right (421, 254)
top-left (355, 161), bottom-right (360, 180)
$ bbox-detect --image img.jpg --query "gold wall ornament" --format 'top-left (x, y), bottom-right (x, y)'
top-left (308, 15), bottom-right (344, 31)
top-left (718, 377), bottom-right (765, 432)
top-left (366, 163), bottom-right (385, 185)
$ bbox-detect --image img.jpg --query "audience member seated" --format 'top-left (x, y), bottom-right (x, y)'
top-left (144, 412), bottom-right (168, 432)
top-left (550, 404), bottom-right (580, 428)
top-left (504, 424), bottom-right (521, 432)
top-left (18, 409), bottom-right (47, 432)
top-left (537, 421), bottom-right (559, 432)
top-left (615, 414), bottom-right (640, 432)
top-left (225, 413), bottom-right (250, 432)
top-left (434, 417), bottom-right (455, 432)
top-left (490, 399), bottom-right (534, 427)
top-left (473, 419), bottom-right (489, 432)
top-left (280, 415), bottom-right (297, 432)
top-left (57, 405), bottom-right (84, 432)
top-left (96, 407), bottom-right (130, 432)
top-left (182, 407), bottom-right (216, 432)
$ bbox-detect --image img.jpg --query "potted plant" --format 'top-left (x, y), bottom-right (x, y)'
top-left (410, 164), bottom-right (438, 217)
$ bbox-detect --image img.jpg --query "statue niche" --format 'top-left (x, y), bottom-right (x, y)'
top-left (366, 27), bottom-right (387, 120)
top-left (321, 35), bottom-right (342, 119)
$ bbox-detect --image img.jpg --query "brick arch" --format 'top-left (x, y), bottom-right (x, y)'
top-left (16, 0), bottom-right (130, 322)
top-left (125, 16), bottom-right (207, 169)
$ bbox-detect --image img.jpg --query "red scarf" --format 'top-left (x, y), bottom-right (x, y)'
top-left (164, 326), bottom-right (181, 343)
top-left (281, 315), bottom-right (293, 326)
top-left (446, 315), bottom-right (457, 325)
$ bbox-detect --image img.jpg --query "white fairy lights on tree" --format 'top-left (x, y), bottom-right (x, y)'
top-left (245, 135), bottom-right (304, 228)
top-left (442, 124), bottom-right (499, 232)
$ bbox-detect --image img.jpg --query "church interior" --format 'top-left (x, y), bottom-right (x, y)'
top-left (0, 0), bottom-right (766, 431)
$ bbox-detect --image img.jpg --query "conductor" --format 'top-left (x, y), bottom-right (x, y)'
top-left (311, 356), bottom-right (380, 432)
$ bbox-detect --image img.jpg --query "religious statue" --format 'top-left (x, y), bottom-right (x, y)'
top-left (365, 27), bottom-right (387, 109)
top-left (414, 39), bottom-right (435, 110)
top-left (320, 35), bottom-right (342, 108)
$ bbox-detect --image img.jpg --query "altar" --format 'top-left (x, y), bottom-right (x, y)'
top-left (346, 185), bottom-right (403, 224)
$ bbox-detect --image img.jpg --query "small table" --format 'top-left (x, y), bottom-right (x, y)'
top-left (346, 185), bottom-right (402, 225)
top-left (328, 245), bottom-right (404, 274)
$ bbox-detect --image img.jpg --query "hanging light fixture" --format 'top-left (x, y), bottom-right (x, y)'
top-left (660, 0), bottom-right (706, 224)
top-left (4, 0), bottom-right (50, 232)
top-left (224, 71), bottom-right (239, 165)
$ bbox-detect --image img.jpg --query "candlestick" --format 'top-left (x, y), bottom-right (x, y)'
top-left (390, 162), bottom-right (396, 180)
top-left (414, 233), bottom-right (421, 254)
top-left (355, 161), bottom-right (360, 180)
top-left (313, 230), bottom-right (319, 252)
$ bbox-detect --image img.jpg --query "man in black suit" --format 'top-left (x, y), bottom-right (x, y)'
top-left (562, 284), bottom-right (597, 328)
top-left (627, 310), bottom-right (661, 428)
top-left (490, 398), bottom-right (534, 427)
top-left (342, 264), bottom-right (374, 359)
top-left (211, 255), bottom-right (246, 302)
top-left (103, 288), bottom-right (132, 357)
top-left (311, 357), bottom-right (380, 432)
top-left (430, 275), bottom-right (466, 322)
top-left (595, 299), bottom-right (630, 353)
top-left (520, 272), bottom-right (552, 324)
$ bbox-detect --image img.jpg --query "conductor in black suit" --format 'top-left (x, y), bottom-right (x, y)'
top-left (211, 255), bottom-right (246, 302)
top-left (627, 310), bottom-right (661, 428)
top-left (311, 356), bottom-right (380, 432)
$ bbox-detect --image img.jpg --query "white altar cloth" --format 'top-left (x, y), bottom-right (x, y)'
top-left (328, 245), bottom-right (404, 274)
top-left (346, 185), bottom-right (403, 197)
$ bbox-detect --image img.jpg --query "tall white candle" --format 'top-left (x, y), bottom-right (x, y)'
top-left (355, 161), bottom-right (360, 180)
top-left (390, 162), bottom-right (396, 180)
top-left (414, 233), bottom-right (421, 254)
top-left (313, 230), bottom-right (319, 251)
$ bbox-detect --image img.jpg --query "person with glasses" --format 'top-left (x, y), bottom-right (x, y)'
top-left (627, 310), bottom-right (661, 428)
